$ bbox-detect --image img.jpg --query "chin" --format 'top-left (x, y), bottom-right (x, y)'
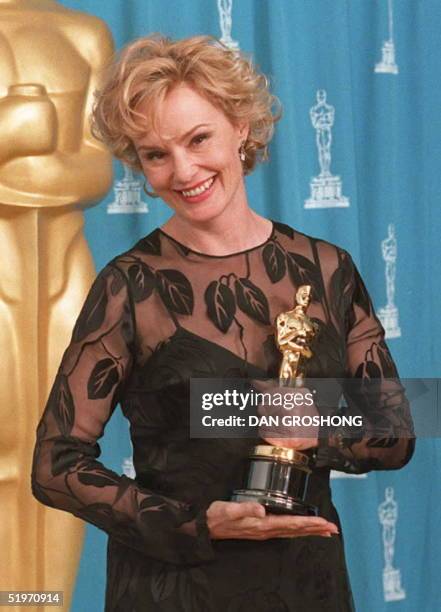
top-left (175, 200), bottom-right (230, 226)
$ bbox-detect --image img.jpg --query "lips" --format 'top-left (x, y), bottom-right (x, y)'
top-left (178, 176), bottom-right (216, 197)
top-left (175, 175), bottom-right (217, 203)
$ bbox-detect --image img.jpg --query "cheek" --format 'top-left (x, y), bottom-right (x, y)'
top-left (210, 146), bottom-right (241, 175)
top-left (143, 168), bottom-right (168, 190)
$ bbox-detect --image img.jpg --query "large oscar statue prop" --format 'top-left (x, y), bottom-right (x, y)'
top-left (0, 1), bottom-right (113, 608)
top-left (232, 286), bottom-right (318, 515)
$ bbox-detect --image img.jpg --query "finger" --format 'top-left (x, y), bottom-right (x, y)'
top-left (272, 530), bottom-right (336, 539)
top-left (257, 403), bottom-right (279, 417)
top-left (297, 519), bottom-right (338, 534)
top-left (229, 517), bottom-right (338, 540)
top-left (292, 524), bottom-right (338, 536)
top-left (263, 515), bottom-right (338, 533)
top-left (262, 437), bottom-right (318, 450)
top-left (260, 526), bottom-right (337, 540)
top-left (252, 379), bottom-right (273, 392)
top-left (264, 520), bottom-right (339, 538)
top-left (261, 437), bottom-right (303, 449)
top-left (257, 402), bottom-right (282, 419)
top-left (226, 501), bottom-right (266, 520)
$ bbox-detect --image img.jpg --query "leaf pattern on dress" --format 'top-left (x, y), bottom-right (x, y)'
top-left (110, 267), bottom-right (125, 296)
top-left (377, 339), bottom-right (399, 377)
top-left (87, 358), bottom-right (120, 399)
top-left (77, 502), bottom-right (116, 531)
top-left (31, 480), bottom-right (55, 507)
top-left (135, 230), bottom-right (162, 256)
top-left (234, 277), bottom-right (270, 325)
top-left (262, 242), bottom-right (286, 283)
top-left (329, 255), bottom-right (353, 334)
top-left (50, 435), bottom-right (100, 477)
top-left (204, 280), bottom-right (236, 332)
top-left (355, 358), bottom-right (382, 380)
top-left (35, 418), bottom-right (48, 442)
top-left (156, 269), bottom-right (194, 314)
top-left (272, 221), bottom-right (294, 239)
top-left (227, 589), bottom-right (289, 612)
top-left (48, 374), bottom-right (75, 436)
top-left (262, 333), bottom-right (281, 377)
top-left (72, 273), bottom-right (108, 342)
top-left (307, 319), bottom-right (345, 378)
top-left (177, 567), bottom-right (212, 612)
top-left (121, 307), bottom-right (134, 345)
top-left (78, 468), bottom-right (121, 488)
top-left (128, 262), bottom-right (155, 302)
top-left (106, 546), bottom-right (141, 612)
top-left (139, 495), bottom-right (167, 512)
top-left (351, 265), bottom-right (371, 317)
top-left (287, 252), bottom-right (323, 301)
top-left (329, 265), bottom-right (344, 312)
top-left (113, 475), bottom-right (134, 504)
top-left (366, 437), bottom-right (399, 448)
top-left (151, 564), bottom-right (178, 602)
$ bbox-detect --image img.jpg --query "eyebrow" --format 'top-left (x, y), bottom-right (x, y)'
top-left (137, 123), bottom-right (212, 151)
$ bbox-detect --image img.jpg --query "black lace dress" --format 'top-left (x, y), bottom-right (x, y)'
top-left (31, 221), bottom-right (414, 612)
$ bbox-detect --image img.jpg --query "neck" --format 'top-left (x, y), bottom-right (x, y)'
top-left (162, 197), bottom-right (272, 257)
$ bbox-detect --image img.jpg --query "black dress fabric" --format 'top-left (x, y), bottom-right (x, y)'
top-left (31, 221), bottom-right (414, 611)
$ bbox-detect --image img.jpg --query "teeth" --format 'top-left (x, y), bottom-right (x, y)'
top-left (181, 176), bottom-right (214, 197)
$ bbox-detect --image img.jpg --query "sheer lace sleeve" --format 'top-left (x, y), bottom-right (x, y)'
top-left (316, 252), bottom-right (415, 473)
top-left (31, 263), bottom-right (213, 565)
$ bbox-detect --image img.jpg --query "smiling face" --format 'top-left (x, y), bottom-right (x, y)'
top-left (133, 84), bottom-right (249, 225)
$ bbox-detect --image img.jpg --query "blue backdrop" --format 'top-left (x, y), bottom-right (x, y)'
top-left (54, 1), bottom-right (440, 610)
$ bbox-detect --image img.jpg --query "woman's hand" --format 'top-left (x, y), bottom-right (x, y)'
top-left (255, 381), bottom-right (320, 451)
top-left (206, 501), bottom-right (338, 540)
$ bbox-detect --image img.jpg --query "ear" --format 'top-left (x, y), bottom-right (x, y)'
top-left (237, 121), bottom-right (250, 142)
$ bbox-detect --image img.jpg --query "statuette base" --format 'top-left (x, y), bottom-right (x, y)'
top-left (107, 168), bottom-right (149, 214)
top-left (231, 444), bottom-right (317, 516)
top-left (232, 489), bottom-right (317, 516)
top-left (305, 175), bottom-right (349, 209)
top-left (375, 41), bottom-right (399, 74)
top-left (383, 568), bottom-right (406, 602)
top-left (378, 304), bottom-right (401, 339)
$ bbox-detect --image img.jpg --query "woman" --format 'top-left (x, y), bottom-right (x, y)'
top-left (31, 35), bottom-right (414, 611)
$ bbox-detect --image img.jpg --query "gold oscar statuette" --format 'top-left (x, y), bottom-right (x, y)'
top-left (231, 286), bottom-right (318, 515)
top-left (0, 1), bottom-right (114, 609)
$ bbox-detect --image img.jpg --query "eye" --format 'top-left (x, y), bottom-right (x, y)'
top-left (145, 151), bottom-right (165, 161)
top-left (191, 132), bottom-right (210, 146)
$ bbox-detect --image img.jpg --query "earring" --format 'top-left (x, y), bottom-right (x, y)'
top-left (239, 141), bottom-right (246, 162)
top-left (143, 182), bottom-right (159, 198)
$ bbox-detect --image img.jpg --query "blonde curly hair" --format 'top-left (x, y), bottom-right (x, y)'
top-left (92, 34), bottom-right (281, 174)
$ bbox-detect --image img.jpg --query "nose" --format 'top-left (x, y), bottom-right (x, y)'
top-left (171, 150), bottom-right (197, 187)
